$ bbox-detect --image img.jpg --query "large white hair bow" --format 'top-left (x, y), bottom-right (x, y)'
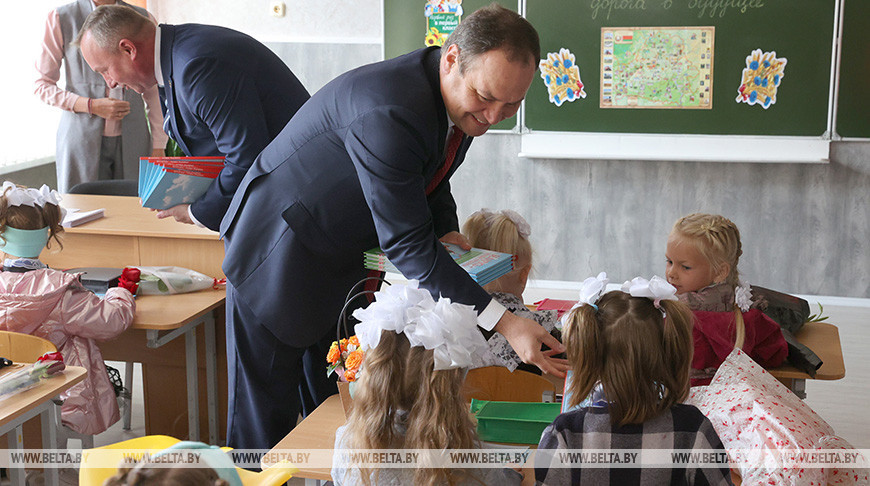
top-left (621, 275), bottom-right (678, 304)
top-left (562, 272), bottom-right (609, 326)
top-left (352, 280), bottom-right (488, 370)
top-left (2, 182), bottom-right (62, 208)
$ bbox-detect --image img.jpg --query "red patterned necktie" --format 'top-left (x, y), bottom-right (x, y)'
top-left (425, 128), bottom-right (465, 195)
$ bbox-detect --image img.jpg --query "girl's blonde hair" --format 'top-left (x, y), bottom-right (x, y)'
top-left (564, 291), bottom-right (694, 427)
top-left (670, 213), bottom-right (745, 348)
top-left (462, 209), bottom-right (532, 294)
top-left (344, 330), bottom-right (483, 486)
top-left (0, 183), bottom-right (64, 251)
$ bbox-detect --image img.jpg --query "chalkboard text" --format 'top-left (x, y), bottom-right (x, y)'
top-left (590, 0), bottom-right (648, 20)
top-left (688, 0), bottom-right (765, 18)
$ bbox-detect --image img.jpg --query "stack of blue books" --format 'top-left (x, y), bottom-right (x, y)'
top-left (138, 156), bottom-right (224, 209)
top-left (364, 243), bottom-right (515, 287)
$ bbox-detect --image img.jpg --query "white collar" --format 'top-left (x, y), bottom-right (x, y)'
top-left (154, 24), bottom-right (164, 87)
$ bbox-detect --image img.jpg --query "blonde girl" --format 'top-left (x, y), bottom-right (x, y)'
top-left (0, 182), bottom-right (135, 435)
top-left (666, 213), bottom-right (786, 385)
top-left (535, 274), bottom-right (731, 485)
top-left (331, 282), bottom-right (523, 486)
top-left (462, 208), bottom-right (560, 372)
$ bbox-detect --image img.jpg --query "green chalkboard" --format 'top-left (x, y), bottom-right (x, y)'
top-left (836, 0), bottom-right (869, 138)
top-left (525, 0), bottom-right (836, 136)
top-left (383, 0), bottom-right (519, 131)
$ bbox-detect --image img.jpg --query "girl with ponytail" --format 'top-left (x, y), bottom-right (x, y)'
top-left (331, 281), bottom-right (524, 486)
top-left (535, 274), bottom-right (732, 485)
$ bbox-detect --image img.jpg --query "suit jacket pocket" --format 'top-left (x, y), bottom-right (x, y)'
top-left (281, 201), bottom-right (340, 255)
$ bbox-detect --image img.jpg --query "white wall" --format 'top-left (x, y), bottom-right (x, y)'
top-left (150, 0), bottom-right (381, 44)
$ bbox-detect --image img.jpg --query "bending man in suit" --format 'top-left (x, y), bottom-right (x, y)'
top-left (221, 4), bottom-right (568, 449)
top-left (75, 5), bottom-right (310, 231)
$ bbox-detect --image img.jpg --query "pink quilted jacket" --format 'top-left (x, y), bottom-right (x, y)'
top-left (0, 268), bottom-right (135, 435)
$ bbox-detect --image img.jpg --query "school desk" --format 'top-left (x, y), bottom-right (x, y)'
top-left (261, 394), bottom-right (343, 485)
top-left (1, 365), bottom-right (87, 486)
top-left (41, 194), bottom-right (228, 444)
top-left (112, 289), bottom-right (227, 445)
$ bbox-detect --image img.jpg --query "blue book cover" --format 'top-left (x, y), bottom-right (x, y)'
top-left (138, 157), bottom-right (224, 209)
top-left (142, 172), bottom-right (215, 210)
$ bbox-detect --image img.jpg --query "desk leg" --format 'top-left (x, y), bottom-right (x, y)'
top-left (40, 404), bottom-right (60, 486)
top-left (185, 328), bottom-right (200, 441)
top-left (791, 379), bottom-right (807, 399)
top-left (7, 426), bottom-right (24, 486)
top-left (204, 313), bottom-right (219, 445)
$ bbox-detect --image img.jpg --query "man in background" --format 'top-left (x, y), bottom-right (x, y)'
top-left (75, 5), bottom-right (310, 230)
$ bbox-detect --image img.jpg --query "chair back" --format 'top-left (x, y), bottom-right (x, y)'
top-left (79, 435), bottom-right (297, 486)
top-left (0, 330), bottom-right (57, 362)
top-left (462, 366), bottom-right (557, 403)
top-left (68, 180), bottom-right (138, 197)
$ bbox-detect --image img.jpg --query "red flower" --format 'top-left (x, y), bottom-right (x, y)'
top-left (118, 267), bottom-right (141, 294)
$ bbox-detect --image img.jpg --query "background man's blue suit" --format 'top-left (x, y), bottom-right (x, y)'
top-left (220, 47), bottom-right (494, 449)
top-left (158, 23), bottom-right (309, 231)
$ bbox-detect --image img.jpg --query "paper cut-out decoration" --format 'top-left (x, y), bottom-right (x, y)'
top-left (736, 49), bottom-right (787, 109)
top-left (424, 1), bottom-right (462, 47)
top-left (540, 48), bottom-right (586, 107)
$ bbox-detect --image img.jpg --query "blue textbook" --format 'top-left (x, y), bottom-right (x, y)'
top-left (138, 157), bottom-right (224, 209)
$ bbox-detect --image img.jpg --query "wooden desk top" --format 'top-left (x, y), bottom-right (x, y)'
top-left (766, 321), bottom-right (845, 381)
top-left (60, 194), bottom-right (218, 241)
top-left (0, 365), bottom-right (87, 430)
top-left (263, 394), bottom-right (344, 480)
top-left (132, 288), bottom-right (226, 331)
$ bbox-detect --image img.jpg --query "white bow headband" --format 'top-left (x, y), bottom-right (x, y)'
top-left (469, 208), bottom-right (531, 239)
top-left (352, 280), bottom-right (489, 371)
top-left (1, 182), bottom-right (62, 208)
top-left (565, 272), bottom-right (677, 322)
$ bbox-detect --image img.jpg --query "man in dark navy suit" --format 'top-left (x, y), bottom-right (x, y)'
top-left (221, 4), bottom-right (568, 450)
top-left (76, 5), bottom-right (309, 231)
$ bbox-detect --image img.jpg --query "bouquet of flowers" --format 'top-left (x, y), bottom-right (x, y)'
top-left (326, 335), bottom-right (364, 382)
top-left (0, 352), bottom-right (65, 402)
top-left (118, 266), bottom-right (223, 295)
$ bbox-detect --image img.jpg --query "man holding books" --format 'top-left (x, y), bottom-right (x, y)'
top-left (75, 5), bottom-right (310, 231)
top-left (221, 5), bottom-right (568, 451)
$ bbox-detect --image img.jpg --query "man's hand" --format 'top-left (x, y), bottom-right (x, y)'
top-left (439, 231), bottom-right (471, 250)
top-left (91, 98), bottom-right (131, 120)
top-left (155, 204), bottom-right (193, 224)
top-left (495, 312), bottom-right (569, 377)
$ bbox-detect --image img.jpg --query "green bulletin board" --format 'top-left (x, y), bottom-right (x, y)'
top-left (835, 0), bottom-right (869, 139)
top-left (524, 0), bottom-right (836, 136)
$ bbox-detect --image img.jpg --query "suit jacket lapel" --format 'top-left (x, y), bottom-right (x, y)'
top-left (159, 25), bottom-right (191, 156)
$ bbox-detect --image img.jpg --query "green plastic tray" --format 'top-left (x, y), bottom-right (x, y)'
top-left (470, 399), bottom-right (562, 444)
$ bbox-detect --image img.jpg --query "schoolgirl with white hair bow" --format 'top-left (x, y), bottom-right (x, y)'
top-left (331, 281), bottom-right (524, 486)
top-left (0, 182), bottom-right (135, 435)
top-left (535, 273), bottom-right (733, 486)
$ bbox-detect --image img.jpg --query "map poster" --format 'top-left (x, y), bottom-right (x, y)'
top-left (600, 27), bottom-right (715, 110)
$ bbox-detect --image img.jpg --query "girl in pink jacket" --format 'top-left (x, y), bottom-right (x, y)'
top-left (0, 182), bottom-right (135, 435)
